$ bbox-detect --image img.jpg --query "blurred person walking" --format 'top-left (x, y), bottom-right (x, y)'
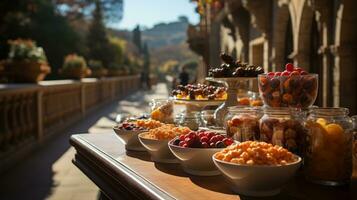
top-left (178, 66), bottom-right (189, 86)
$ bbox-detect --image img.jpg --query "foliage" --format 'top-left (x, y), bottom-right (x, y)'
top-left (151, 43), bottom-right (198, 70)
top-left (88, 60), bottom-right (103, 69)
top-left (0, 0), bottom-right (137, 79)
top-left (87, 1), bottom-right (115, 67)
top-left (54, 0), bottom-right (123, 23)
top-left (7, 39), bottom-right (47, 63)
top-left (62, 54), bottom-right (87, 70)
top-left (159, 60), bottom-right (179, 75)
top-left (191, 0), bottom-right (224, 15)
top-left (0, 0), bottom-right (83, 78)
top-left (109, 37), bottom-right (125, 65)
top-left (132, 25), bottom-right (142, 52)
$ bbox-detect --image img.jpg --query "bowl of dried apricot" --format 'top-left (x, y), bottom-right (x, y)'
top-left (212, 141), bottom-right (301, 197)
top-left (138, 125), bottom-right (191, 163)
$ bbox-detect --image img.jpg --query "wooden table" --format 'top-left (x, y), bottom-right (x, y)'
top-left (70, 133), bottom-right (357, 200)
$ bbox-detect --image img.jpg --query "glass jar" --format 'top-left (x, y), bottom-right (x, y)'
top-left (225, 106), bottom-right (262, 142)
top-left (305, 108), bottom-right (354, 186)
top-left (352, 116), bottom-right (357, 176)
top-left (150, 99), bottom-right (174, 123)
top-left (201, 110), bottom-right (216, 128)
top-left (178, 112), bottom-right (201, 130)
top-left (259, 107), bottom-right (307, 156)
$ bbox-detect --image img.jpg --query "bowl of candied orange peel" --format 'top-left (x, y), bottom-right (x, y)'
top-left (138, 124), bottom-right (191, 163)
top-left (212, 141), bottom-right (301, 197)
top-left (113, 119), bottom-right (163, 151)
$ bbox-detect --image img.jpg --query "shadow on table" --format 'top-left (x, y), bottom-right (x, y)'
top-left (154, 163), bottom-right (188, 177)
top-left (189, 175), bottom-right (234, 194)
top-left (125, 151), bottom-right (152, 162)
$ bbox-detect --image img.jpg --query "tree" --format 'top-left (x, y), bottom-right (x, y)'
top-left (0, 0), bottom-right (82, 79)
top-left (132, 25), bottom-right (142, 52)
top-left (54, 0), bottom-right (123, 23)
top-left (109, 36), bottom-right (125, 65)
top-left (86, 0), bottom-right (115, 67)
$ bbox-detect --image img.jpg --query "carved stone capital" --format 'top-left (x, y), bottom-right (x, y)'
top-left (317, 45), bottom-right (330, 55)
top-left (330, 45), bottom-right (356, 57)
top-left (311, 0), bottom-right (333, 23)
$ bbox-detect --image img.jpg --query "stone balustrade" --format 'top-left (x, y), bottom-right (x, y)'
top-left (0, 75), bottom-right (140, 172)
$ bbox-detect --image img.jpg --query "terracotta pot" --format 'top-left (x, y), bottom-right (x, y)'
top-left (4, 61), bottom-right (51, 83)
top-left (59, 67), bottom-right (91, 79)
top-left (90, 68), bottom-right (108, 78)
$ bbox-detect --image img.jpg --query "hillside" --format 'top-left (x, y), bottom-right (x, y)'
top-left (142, 16), bottom-right (198, 68)
top-left (109, 16), bottom-right (199, 78)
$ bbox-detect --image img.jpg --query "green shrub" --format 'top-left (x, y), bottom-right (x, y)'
top-left (62, 54), bottom-right (87, 70)
top-left (88, 60), bottom-right (103, 70)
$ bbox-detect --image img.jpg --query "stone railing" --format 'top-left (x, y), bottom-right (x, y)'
top-left (0, 75), bottom-right (140, 172)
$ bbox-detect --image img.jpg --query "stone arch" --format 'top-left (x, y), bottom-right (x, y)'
top-left (295, 0), bottom-right (317, 70)
top-left (272, 2), bottom-right (294, 71)
top-left (334, 0), bottom-right (357, 114)
top-left (229, 6), bottom-right (251, 62)
top-left (295, 0), bottom-right (324, 106)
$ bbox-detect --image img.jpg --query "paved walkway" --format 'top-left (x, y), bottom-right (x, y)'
top-left (0, 83), bottom-right (169, 200)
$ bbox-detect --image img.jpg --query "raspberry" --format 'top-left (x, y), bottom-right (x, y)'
top-left (294, 67), bottom-right (302, 73)
top-left (285, 63), bottom-right (294, 71)
top-left (200, 136), bottom-right (208, 143)
top-left (179, 141), bottom-right (186, 146)
top-left (300, 71), bottom-right (308, 75)
top-left (290, 71), bottom-right (300, 76)
top-left (201, 142), bottom-right (209, 148)
top-left (282, 71), bottom-right (290, 76)
top-left (179, 135), bottom-right (185, 141)
top-left (267, 72), bottom-right (275, 77)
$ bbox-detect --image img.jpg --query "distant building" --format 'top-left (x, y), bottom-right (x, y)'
top-left (188, 0), bottom-right (357, 114)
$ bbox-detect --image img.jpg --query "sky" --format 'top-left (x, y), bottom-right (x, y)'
top-left (108, 0), bottom-right (200, 30)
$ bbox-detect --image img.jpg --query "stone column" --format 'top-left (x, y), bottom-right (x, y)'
top-left (314, 0), bottom-right (335, 107)
top-left (331, 44), bottom-right (357, 114)
top-left (242, 0), bottom-right (273, 69)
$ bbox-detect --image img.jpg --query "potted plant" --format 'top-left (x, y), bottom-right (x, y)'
top-left (88, 60), bottom-right (108, 78)
top-left (59, 54), bottom-right (91, 79)
top-left (4, 39), bottom-right (51, 83)
top-left (107, 64), bottom-right (128, 77)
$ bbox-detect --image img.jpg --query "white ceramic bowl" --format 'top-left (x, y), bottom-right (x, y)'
top-left (113, 126), bottom-right (146, 151)
top-left (138, 132), bottom-right (178, 163)
top-left (168, 139), bottom-right (223, 176)
top-left (212, 154), bottom-right (302, 197)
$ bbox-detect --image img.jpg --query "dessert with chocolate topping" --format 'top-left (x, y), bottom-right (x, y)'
top-left (208, 53), bottom-right (264, 78)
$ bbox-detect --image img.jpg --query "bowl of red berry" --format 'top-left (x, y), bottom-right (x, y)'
top-left (258, 63), bottom-right (318, 108)
top-left (114, 122), bottom-right (148, 151)
top-left (168, 130), bottom-right (235, 176)
top-left (113, 120), bottom-right (163, 151)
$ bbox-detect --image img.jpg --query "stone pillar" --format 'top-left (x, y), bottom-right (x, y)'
top-left (314, 0), bottom-right (335, 107)
top-left (242, 0), bottom-right (273, 69)
top-left (36, 90), bottom-right (43, 141)
top-left (209, 20), bottom-right (222, 68)
top-left (332, 44), bottom-right (357, 114)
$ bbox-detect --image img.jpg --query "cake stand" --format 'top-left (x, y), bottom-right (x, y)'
top-left (205, 77), bottom-right (257, 127)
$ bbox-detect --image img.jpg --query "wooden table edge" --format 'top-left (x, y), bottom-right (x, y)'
top-left (70, 134), bottom-right (176, 200)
